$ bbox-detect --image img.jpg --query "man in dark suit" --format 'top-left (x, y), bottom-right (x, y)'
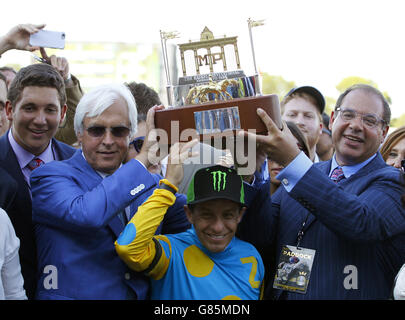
top-left (0, 167), bottom-right (17, 211)
top-left (242, 84), bottom-right (405, 299)
top-left (0, 63), bottom-right (75, 299)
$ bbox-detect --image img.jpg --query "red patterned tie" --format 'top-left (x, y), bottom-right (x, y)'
top-left (330, 166), bottom-right (345, 183)
top-left (27, 158), bottom-right (45, 171)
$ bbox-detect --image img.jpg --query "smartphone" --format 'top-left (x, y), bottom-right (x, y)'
top-left (29, 30), bottom-right (66, 49)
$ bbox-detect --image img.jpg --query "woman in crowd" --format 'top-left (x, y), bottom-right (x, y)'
top-left (381, 127), bottom-right (405, 299)
top-left (380, 126), bottom-right (405, 170)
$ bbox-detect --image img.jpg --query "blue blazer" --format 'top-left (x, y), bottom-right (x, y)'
top-left (31, 149), bottom-right (190, 300)
top-left (243, 153), bottom-right (405, 300)
top-left (0, 131), bottom-right (75, 299)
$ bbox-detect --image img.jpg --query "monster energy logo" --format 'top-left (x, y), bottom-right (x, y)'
top-left (211, 171), bottom-right (227, 191)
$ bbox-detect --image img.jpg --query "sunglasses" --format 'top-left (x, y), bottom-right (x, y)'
top-left (130, 136), bottom-right (145, 153)
top-left (85, 126), bottom-right (130, 138)
top-left (401, 159), bottom-right (405, 172)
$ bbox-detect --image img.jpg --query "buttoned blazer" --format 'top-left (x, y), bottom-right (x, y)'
top-left (30, 149), bottom-right (190, 300)
top-left (243, 153), bottom-right (405, 300)
top-left (0, 131), bottom-right (75, 299)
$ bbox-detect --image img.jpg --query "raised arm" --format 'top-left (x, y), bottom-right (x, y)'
top-left (0, 23), bottom-right (45, 56)
top-left (115, 140), bottom-right (198, 277)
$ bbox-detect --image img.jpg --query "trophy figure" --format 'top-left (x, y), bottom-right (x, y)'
top-left (155, 20), bottom-right (282, 145)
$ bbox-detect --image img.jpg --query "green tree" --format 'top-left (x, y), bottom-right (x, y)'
top-left (324, 96), bottom-right (336, 117)
top-left (261, 73), bottom-right (295, 99)
top-left (391, 114), bottom-right (405, 128)
top-left (336, 76), bottom-right (392, 104)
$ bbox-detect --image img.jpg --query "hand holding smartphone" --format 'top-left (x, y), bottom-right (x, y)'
top-left (29, 30), bottom-right (65, 49)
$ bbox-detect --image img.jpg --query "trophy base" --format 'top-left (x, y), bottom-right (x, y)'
top-left (154, 94), bottom-right (281, 144)
top-left (178, 70), bottom-right (246, 86)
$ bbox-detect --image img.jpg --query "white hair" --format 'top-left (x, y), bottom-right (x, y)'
top-left (74, 83), bottom-right (137, 137)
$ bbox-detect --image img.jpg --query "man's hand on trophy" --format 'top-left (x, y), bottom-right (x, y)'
top-left (165, 139), bottom-right (199, 187)
top-left (135, 105), bottom-right (168, 169)
top-left (230, 133), bottom-right (266, 183)
top-left (216, 149), bottom-right (234, 168)
top-left (238, 108), bottom-right (300, 168)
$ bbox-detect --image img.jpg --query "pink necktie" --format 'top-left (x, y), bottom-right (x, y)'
top-left (27, 158), bottom-right (45, 171)
top-left (330, 166), bottom-right (345, 183)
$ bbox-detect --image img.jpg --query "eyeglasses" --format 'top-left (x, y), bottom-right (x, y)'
top-left (335, 107), bottom-right (386, 129)
top-left (85, 125), bottom-right (130, 138)
top-left (130, 136), bottom-right (145, 153)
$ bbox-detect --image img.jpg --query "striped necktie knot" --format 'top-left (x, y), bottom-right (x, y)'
top-left (27, 158), bottom-right (45, 171)
top-left (330, 166), bottom-right (345, 183)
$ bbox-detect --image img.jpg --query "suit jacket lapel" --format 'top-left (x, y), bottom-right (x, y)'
top-left (0, 133), bottom-right (31, 200)
top-left (52, 138), bottom-right (75, 161)
top-left (300, 154), bottom-right (384, 235)
top-left (68, 150), bottom-right (126, 239)
top-left (345, 152), bottom-right (385, 181)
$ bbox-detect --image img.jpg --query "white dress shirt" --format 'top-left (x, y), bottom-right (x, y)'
top-left (0, 208), bottom-right (27, 300)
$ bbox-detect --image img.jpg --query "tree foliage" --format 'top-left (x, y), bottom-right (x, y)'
top-left (336, 76), bottom-right (392, 104)
top-left (391, 114), bottom-right (405, 128)
top-left (324, 96), bottom-right (336, 117)
top-left (336, 75), bottom-right (402, 125)
top-left (261, 72), bottom-right (337, 116)
top-left (261, 73), bottom-right (295, 99)
top-left (260, 73), bottom-right (403, 126)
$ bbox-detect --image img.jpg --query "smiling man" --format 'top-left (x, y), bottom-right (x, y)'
top-left (0, 63), bottom-right (76, 299)
top-left (242, 83), bottom-right (405, 299)
top-left (116, 155), bottom-right (264, 300)
top-left (30, 83), bottom-right (191, 300)
top-left (281, 86), bottom-right (325, 162)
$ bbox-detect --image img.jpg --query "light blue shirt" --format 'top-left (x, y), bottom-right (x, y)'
top-left (277, 151), bottom-right (377, 192)
top-left (328, 153), bottom-right (376, 179)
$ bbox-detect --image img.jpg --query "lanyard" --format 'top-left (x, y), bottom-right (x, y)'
top-left (296, 211), bottom-right (311, 249)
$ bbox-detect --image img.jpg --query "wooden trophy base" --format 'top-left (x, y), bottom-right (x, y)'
top-left (154, 94), bottom-right (281, 144)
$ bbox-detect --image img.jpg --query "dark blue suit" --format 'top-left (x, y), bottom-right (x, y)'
top-left (242, 153), bottom-right (405, 299)
top-left (0, 132), bottom-right (75, 299)
top-left (31, 149), bottom-right (190, 300)
top-left (0, 167), bottom-right (18, 212)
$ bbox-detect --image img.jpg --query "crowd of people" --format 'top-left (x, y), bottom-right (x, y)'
top-left (0, 23), bottom-right (404, 301)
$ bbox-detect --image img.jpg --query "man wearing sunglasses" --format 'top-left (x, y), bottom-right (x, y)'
top-left (242, 84), bottom-right (405, 299)
top-left (30, 83), bottom-right (190, 300)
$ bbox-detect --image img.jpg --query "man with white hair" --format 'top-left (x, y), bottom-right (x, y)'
top-left (31, 83), bottom-right (191, 300)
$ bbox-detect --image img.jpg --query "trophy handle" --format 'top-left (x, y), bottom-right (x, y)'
top-left (247, 18), bottom-right (265, 96)
top-left (160, 30), bottom-right (179, 106)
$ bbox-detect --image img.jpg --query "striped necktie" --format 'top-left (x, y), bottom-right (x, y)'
top-left (330, 166), bottom-right (345, 183)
